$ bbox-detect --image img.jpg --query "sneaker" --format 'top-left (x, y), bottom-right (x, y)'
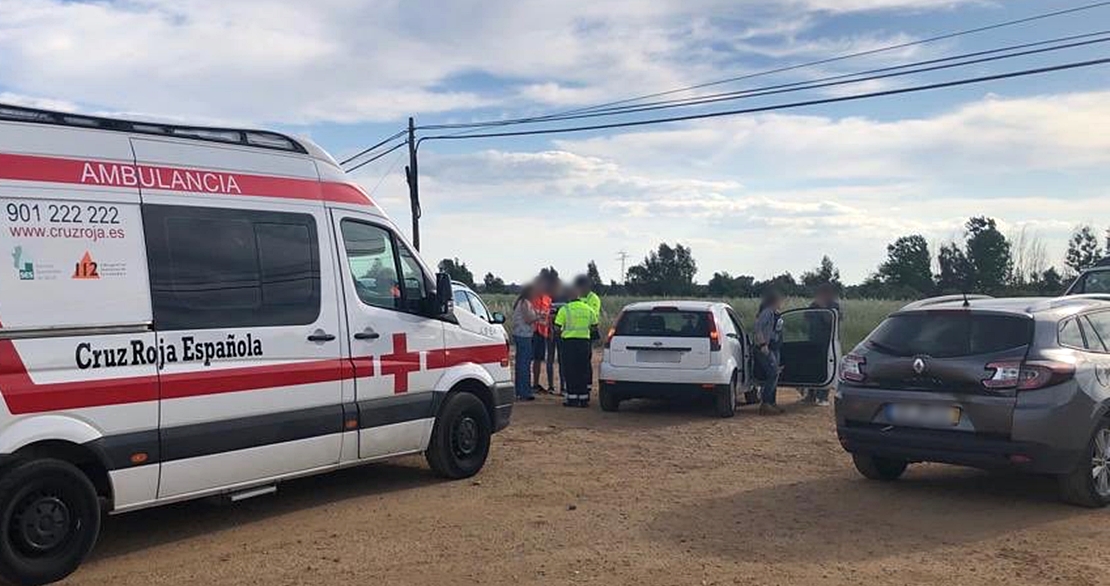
top-left (815, 399), bottom-right (830, 407)
top-left (759, 403), bottom-right (784, 416)
top-left (534, 385), bottom-right (547, 394)
top-left (519, 395), bottom-right (536, 402)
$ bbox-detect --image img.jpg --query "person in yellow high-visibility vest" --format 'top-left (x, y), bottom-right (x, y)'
top-left (576, 275), bottom-right (601, 318)
top-left (554, 281), bottom-right (599, 408)
top-left (573, 274), bottom-right (602, 396)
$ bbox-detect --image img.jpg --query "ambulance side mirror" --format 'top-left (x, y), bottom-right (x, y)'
top-left (433, 272), bottom-right (454, 317)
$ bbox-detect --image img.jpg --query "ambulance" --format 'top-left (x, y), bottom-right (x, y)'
top-left (0, 104), bottom-right (513, 585)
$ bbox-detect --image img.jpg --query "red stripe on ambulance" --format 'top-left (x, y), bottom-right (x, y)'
top-left (0, 153), bottom-right (373, 206)
top-left (0, 334), bottom-right (506, 415)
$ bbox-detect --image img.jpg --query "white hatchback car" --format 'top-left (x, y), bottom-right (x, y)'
top-left (599, 300), bottom-right (840, 417)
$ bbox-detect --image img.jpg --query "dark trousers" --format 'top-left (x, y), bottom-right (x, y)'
top-left (755, 349), bottom-right (780, 405)
top-left (547, 337), bottom-right (561, 393)
top-left (562, 338), bottom-right (592, 403)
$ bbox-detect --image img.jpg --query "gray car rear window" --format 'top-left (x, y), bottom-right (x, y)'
top-left (868, 312), bottom-right (1033, 358)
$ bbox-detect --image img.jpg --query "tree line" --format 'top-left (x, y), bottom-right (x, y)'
top-left (438, 217), bottom-right (1106, 299)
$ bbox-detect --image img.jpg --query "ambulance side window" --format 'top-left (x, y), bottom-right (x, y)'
top-left (143, 205), bottom-right (321, 330)
top-left (340, 220), bottom-right (402, 311)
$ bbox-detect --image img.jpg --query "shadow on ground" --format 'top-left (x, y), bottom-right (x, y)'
top-left (90, 460), bottom-right (438, 562)
top-left (648, 467), bottom-right (1097, 563)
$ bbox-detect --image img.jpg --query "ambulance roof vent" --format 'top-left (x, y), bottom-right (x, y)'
top-left (0, 103), bottom-right (308, 155)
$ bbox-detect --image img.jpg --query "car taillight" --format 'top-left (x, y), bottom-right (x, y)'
top-left (605, 311), bottom-right (623, 349)
top-left (841, 354), bottom-right (866, 383)
top-left (983, 360), bottom-right (1075, 391)
top-left (707, 312), bottom-right (721, 351)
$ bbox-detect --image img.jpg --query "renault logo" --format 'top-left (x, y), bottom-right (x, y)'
top-left (912, 357), bottom-right (927, 375)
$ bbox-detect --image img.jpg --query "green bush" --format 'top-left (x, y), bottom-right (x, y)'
top-left (485, 295), bottom-right (906, 351)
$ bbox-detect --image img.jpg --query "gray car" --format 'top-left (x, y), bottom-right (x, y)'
top-left (1065, 258), bottom-right (1110, 295)
top-left (836, 295), bottom-right (1110, 507)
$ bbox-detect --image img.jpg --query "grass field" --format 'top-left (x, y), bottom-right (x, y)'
top-left (484, 294), bottom-right (908, 351)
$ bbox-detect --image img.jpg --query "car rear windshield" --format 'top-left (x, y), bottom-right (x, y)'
top-left (615, 310), bottom-right (711, 338)
top-left (866, 312), bottom-right (1033, 358)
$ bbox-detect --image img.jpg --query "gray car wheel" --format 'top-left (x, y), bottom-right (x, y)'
top-left (1060, 421), bottom-right (1110, 508)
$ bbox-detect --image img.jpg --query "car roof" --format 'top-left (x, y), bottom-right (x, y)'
top-left (899, 295), bottom-right (1110, 318)
top-left (621, 300), bottom-right (724, 312)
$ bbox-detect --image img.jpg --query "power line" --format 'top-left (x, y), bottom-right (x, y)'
top-left (527, 30), bottom-right (1110, 119)
top-left (339, 129), bottom-right (407, 167)
top-left (417, 31), bottom-right (1110, 130)
top-left (415, 1), bottom-right (1110, 132)
top-left (419, 56), bottom-right (1110, 142)
top-left (344, 140), bottom-right (408, 173)
top-left (366, 148), bottom-right (408, 198)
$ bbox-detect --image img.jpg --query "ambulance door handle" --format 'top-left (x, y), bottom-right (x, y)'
top-left (353, 328), bottom-right (380, 341)
top-left (307, 329), bottom-right (337, 342)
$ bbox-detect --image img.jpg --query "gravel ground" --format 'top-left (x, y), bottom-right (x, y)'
top-left (69, 392), bottom-right (1110, 586)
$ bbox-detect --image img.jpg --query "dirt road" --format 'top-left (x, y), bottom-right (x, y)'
top-left (70, 394), bottom-right (1109, 586)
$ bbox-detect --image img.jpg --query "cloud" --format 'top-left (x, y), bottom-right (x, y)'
top-left (0, 92), bottom-right (79, 112)
top-left (369, 89), bottom-right (1110, 283)
top-left (555, 90), bottom-right (1110, 181)
top-left (0, 0), bottom-right (983, 124)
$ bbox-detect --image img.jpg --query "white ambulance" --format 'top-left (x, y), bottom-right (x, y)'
top-left (0, 104), bottom-right (513, 585)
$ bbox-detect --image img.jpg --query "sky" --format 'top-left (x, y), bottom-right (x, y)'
top-left (1, 0), bottom-right (1109, 285)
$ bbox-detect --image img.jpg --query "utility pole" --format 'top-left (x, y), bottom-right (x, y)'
top-left (616, 250), bottom-right (630, 283)
top-left (404, 116), bottom-right (422, 250)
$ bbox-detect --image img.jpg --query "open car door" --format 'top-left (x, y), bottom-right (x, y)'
top-left (751, 307), bottom-right (840, 388)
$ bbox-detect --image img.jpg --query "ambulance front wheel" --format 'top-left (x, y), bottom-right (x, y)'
top-left (0, 459), bottom-right (101, 586)
top-left (426, 392), bottom-right (492, 479)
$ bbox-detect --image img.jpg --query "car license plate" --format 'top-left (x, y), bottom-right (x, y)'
top-left (885, 403), bottom-right (961, 427)
top-left (636, 350), bottom-right (682, 364)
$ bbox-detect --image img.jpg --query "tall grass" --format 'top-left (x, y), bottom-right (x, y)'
top-left (485, 295), bottom-right (907, 351)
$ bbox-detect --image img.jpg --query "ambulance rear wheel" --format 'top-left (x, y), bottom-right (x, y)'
top-left (0, 459), bottom-right (101, 586)
top-left (426, 392), bottom-right (492, 479)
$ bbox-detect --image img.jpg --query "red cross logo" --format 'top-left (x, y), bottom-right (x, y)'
top-left (379, 333), bottom-right (422, 394)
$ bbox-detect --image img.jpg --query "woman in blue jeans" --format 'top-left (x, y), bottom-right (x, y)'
top-left (754, 289), bottom-right (785, 415)
top-left (512, 286), bottom-right (539, 401)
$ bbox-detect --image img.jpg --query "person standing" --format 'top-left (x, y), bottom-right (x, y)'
top-left (573, 274), bottom-right (602, 396)
top-left (576, 274), bottom-right (602, 318)
top-left (754, 289), bottom-right (785, 415)
top-left (554, 282), bottom-right (599, 408)
top-left (511, 286), bottom-right (539, 401)
top-left (548, 275), bottom-right (570, 396)
top-left (530, 279), bottom-right (553, 394)
top-left (801, 283), bottom-right (841, 406)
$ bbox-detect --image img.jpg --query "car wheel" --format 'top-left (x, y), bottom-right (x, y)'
top-left (0, 459), bottom-right (101, 586)
top-left (714, 373), bottom-right (738, 418)
top-left (599, 388), bottom-right (621, 412)
top-left (851, 453), bottom-right (908, 481)
top-left (426, 392), bottom-right (492, 480)
top-left (1059, 420), bottom-right (1110, 508)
